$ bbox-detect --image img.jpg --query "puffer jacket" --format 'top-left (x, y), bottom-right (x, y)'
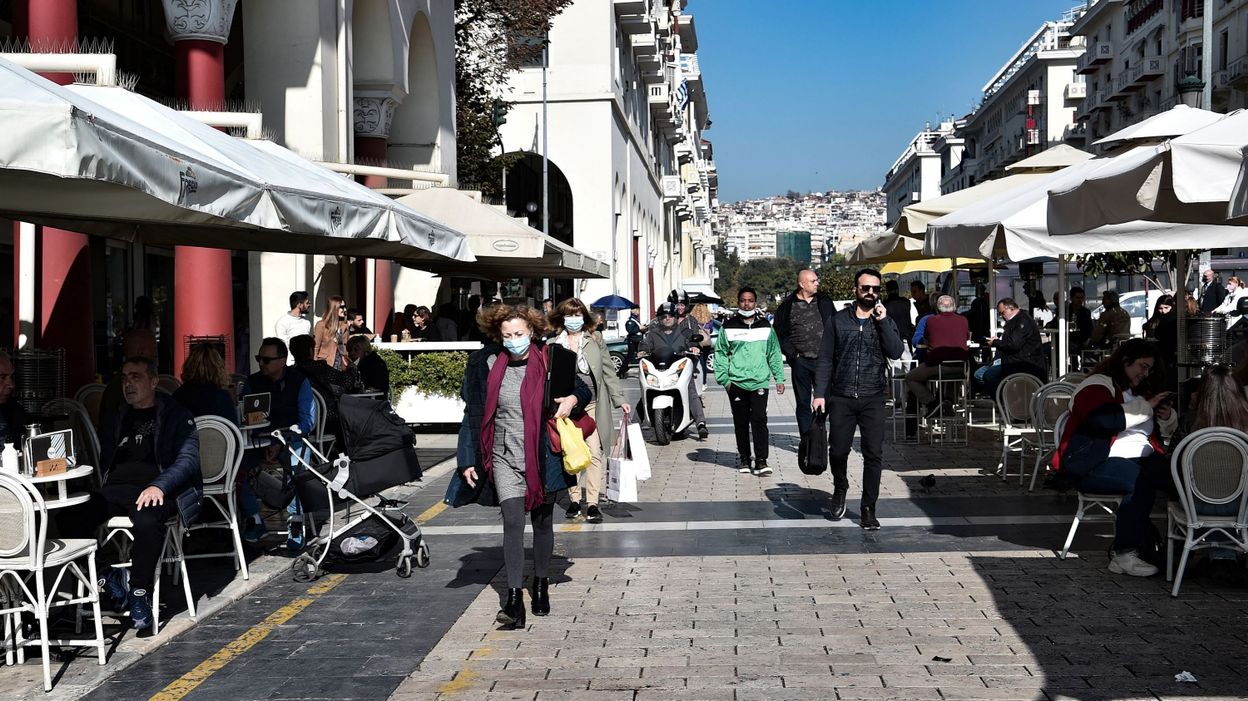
top-left (814, 306), bottom-right (904, 399)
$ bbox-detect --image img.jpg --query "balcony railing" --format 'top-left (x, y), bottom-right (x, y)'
top-left (1130, 56), bottom-right (1164, 84)
top-left (1065, 82), bottom-right (1087, 102)
top-left (1076, 42), bottom-right (1113, 74)
top-left (1107, 76), bottom-right (1131, 100)
top-left (1229, 54), bottom-right (1248, 86)
top-left (613, 0), bottom-right (647, 16)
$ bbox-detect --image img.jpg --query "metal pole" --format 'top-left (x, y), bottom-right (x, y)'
top-left (1202, 0), bottom-right (1213, 109)
top-left (1057, 255), bottom-right (1068, 378)
top-left (541, 40), bottom-right (551, 302)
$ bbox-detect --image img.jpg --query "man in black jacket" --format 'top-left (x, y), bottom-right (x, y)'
top-left (974, 297), bottom-right (1047, 397)
top-left (60, 357), bottom-right (201, 634)
top-left (619, 306), bottom-right (643, 379)
top-left (1199, 268), bottom-right (1227, 314)
top-left (812, 269), bottom-right (904, 531)
top-left (772, 268), bottom-right (836, 452)
top-left (347, 335), bottom-right (390, 396)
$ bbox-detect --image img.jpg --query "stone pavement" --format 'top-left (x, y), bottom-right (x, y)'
top-left (8, 368), bottom-right (1248, 700)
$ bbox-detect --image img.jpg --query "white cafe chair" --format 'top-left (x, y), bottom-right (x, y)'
top-left (994, 373), bottom-right (1043, 481)
top-left (1166, 428), bottom-right (1248, 597)
top-left (183, 416), bottom-right (248, 580)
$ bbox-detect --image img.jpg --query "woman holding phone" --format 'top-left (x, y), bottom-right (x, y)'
top-left (1055, 339), bottom-right (1177, 577)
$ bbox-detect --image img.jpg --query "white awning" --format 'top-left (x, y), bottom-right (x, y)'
top-left (393, 188), bottom-right (609, 279)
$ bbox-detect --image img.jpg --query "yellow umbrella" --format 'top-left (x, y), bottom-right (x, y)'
top-left (880, 258), bottom-right (982, 275)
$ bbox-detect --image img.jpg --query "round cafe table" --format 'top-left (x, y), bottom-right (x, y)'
top-left (238, 420), bottom-right (272, 450)
top-left (26, 463), bottom-right (93, 509)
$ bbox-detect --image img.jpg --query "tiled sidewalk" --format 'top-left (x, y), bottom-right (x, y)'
top-left (391, 552), bottom-right (1248, 701)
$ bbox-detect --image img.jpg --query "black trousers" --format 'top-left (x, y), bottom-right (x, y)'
top-left (827, 395), bottom-right (887, 509)
top-left (59, 482), bottom-right (177, 591)
top-left (728, 384), bottom-right (770, 461)
top-left (790, 357), bottom-right (817, 435)
top-left (620, 340), bottom-right (639, 378)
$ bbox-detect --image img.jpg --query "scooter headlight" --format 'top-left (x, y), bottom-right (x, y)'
top-left (646, 374), bottom-right (659, 388)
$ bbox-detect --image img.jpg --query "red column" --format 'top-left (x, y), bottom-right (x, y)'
top-left (172, 39), bottom-right (235, 374)
top-left (632, 237), bottom-right (642, 312)
top-left (355, 134), bottom-right (393, 335)
top-left (22, 0), bottom-right (95, 389)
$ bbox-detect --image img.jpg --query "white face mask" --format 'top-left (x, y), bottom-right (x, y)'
top-left (564, 315), bottom-right (584, 332)
top-left (739, 308), bottom-right (756, 317)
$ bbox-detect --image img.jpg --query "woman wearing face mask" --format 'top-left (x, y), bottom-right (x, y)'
top-left (547, 298), bottom-right (629, 523)
top-left (445, 304), bottom-right (590, 629)
top-left (1055, 339), bottom-right (1177, 578)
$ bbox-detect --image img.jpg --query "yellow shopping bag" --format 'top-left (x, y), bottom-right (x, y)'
top-left (556, 417), bottom-right (593, 475)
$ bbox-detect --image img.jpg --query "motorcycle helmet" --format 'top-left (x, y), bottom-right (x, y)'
top-left (656, 302), bottom-right (677, 318)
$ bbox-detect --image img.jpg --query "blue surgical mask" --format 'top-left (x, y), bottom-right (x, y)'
top-left (503, 336), bottom-right (531, 357)
top-left (564, 316), bottom-right (584, 332)
top-left (739, 308), bottom-right (757, 317)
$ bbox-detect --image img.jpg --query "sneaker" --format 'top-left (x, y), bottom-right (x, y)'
top-left (242, 520), bottom-right (268, 545)
top-left (99, 568), bottom-right (130, 608)
top-left (565, 502), bottom-right (582, 519)
top-left (752, 460), bottom-right (772, 476)
top-left (737, 457), bottom-right (753, 474)
top-left (697, 423), bottom-right (709, 440)
top-left (830, 491), bottom-right (847, 521)
top-left (860, 506), bottom-right (881, 531)
top-left (129, 589), bottom-right (153, 631)
top-left (585, 505), bottom-right (603, 523)
top-left (1108, 550), bottom-right (1159, 577)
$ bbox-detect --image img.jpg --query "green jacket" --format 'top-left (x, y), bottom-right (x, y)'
top-left (714, 315), bottom-right (784, 391)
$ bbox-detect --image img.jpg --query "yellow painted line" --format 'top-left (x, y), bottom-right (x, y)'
top-left (416, 501), bottom-right (448, 524)
top-left (560, 522), bottom-right (584, 532)
top-left (148, 573), bottom-right (348, 701)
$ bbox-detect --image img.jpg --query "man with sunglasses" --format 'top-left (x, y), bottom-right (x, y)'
top-left (812, 269), bottom-right (904, 530)
top-left (241, 337), bottom-right (316, 548)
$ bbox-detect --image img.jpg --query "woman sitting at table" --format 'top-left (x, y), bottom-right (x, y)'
top-left (1213, 276), bottom-right (1248, 328)
top-left (1056, 339), bottom-right (1177, 578)
top-left (173, 345), bottom-right (237, 423)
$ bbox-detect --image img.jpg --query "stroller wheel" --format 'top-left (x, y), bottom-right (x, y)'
top-left (416, 542), bottom-right (431, 568)
top-left (396, 556), bottom-right (413, 579)
top-left (292, 555), bottom-right (319, 583)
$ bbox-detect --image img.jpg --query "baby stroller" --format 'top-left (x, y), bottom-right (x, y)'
top-left (271, 394), bottom-right (430, 581)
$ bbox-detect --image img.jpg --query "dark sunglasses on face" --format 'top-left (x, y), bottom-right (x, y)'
top-left (256, 354), bottom-right (283, 364)
top-left (858, 285), bottom-right (881, 293)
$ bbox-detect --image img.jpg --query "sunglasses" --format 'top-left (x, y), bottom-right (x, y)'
top-left (858, 285), bottom-right (881, 293)
top-left (255, 355), bottom-right (283, 364)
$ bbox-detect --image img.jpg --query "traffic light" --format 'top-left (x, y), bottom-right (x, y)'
top-left (491, 102), bottom-right (509, 127)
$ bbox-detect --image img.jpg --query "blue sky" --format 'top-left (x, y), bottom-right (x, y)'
top-left (695, 0), bottom-right (1085, 202)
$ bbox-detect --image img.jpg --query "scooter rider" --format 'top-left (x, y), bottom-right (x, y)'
top-left (638, 303), bottom-right (709, 439)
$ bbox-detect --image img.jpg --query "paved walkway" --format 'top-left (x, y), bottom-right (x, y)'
top-left (6, 369), bottom-right (1247, 700)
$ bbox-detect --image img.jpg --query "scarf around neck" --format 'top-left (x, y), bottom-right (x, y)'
top-left (480, 345), bottom-right (548, 511)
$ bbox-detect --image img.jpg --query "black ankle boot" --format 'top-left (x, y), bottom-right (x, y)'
top-left (531, 577), bottom-right (550, 616)
top-left (496, 588), bottom-right (526, 629)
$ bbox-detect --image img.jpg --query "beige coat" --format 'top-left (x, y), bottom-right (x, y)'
top-left (550, 330), bottom-right (626, 451)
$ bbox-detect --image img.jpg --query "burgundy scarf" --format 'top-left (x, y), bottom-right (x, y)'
top-left (479, 346), bottom-right (548, 511)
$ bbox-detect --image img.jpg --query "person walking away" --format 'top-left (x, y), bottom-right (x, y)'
top-left (772, 268), bottom-right (835, 465)
top-left (638, 304), bottom-right (708, 439)
top-left (172, 345), bottom-right (237, 421)
top-left (715, 287), bottom-right (785, 476)
top-left (812, 269), bottom-right (904, 530)
top-left (58, 357), bottom-right (202, 633)
top-left (548, 299), bottom-right (629, 523)
top-left (1090, 291), bottom-right (1131, 347)
top-left (883, 280), bottom-right (915, 348)
top-left (690, 303), bottom-right (715, 383)
top-left (975, 298), bottom-right (1047, 398)
top-left (1198, 268), bottom-right (1227, 315)
top-left (1054, 339), bottom-right (1176, 577)
top-left (619, 306), bottom-right (643, 379)
top-left (276, 291), bottom-right (312, 365)
top-left (905, 295), bottom-right (970, 418)
top-left (314, 295), bottom-right (348, 370)
top-left (446, 304), bottom-right (589, 628)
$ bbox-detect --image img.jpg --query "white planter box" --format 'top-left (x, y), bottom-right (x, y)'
top-left (394, 387), bottom-right (465, 425)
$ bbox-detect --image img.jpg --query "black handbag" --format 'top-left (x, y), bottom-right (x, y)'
top-left (799, 409), bottom-right (828, 476)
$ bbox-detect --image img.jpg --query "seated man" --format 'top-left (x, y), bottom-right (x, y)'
top-left (242, 337), bottom-right (316, 549)
top-left (976, 298), bottom-right (1048, 397)
top-left (0, 350), bottom-right (29, 444)
top-left (905, 295), bottom-right (969, 417)
top-left (60, 357), bottom-right (202, 634)
top-left (347, 335), bottom-right (390, 397)
top-left (1091, 291), bottom-right (1132, 346)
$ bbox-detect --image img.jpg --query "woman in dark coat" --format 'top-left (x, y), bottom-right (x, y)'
top-left (444, 303), bottom-right (590, 629)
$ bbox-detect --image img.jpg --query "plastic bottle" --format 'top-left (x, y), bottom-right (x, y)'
top-left (2, 443), bottom-right (17, 473)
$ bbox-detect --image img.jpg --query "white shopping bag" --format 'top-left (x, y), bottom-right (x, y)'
top-left (607, 419), bottom-right (647, 503)
top-left (625, 420), bottom-right (651, 481)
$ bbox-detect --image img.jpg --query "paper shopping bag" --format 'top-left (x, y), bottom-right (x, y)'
top-left (606, 421), bottom-right (640, 502)
top-left (625, 422), bottom-right (651, 481)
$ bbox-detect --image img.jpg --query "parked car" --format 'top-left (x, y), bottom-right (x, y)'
top-left (1090, 290), bottom-right (1167, 337)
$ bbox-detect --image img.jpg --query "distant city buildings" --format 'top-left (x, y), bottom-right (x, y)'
top-left (715, 191), bottom-right (886, 262)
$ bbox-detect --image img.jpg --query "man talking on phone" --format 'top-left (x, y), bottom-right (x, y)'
top-left (812, 269), bottom-right (904, 530)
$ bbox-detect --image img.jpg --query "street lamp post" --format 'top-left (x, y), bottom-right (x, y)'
top-left (541, 38), bottom-right (550, 301)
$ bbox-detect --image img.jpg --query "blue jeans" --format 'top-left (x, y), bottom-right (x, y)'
top-left (1074, 454), bottom-right (1173, 553)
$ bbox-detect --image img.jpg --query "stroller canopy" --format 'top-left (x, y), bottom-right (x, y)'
top-left (338, 394), bottom-right (414, 462)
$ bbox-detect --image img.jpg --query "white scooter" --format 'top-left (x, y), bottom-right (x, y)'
top-left (636, 337), bottom-right (701, 446)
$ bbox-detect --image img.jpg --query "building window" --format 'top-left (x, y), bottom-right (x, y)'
top-left (1180, 0), bottom-right (1204, 22)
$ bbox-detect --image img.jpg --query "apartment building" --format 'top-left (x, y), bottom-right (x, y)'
top-left (1072, 0), bottom-right (1248, 149)
top-left (881, 121), bottom-right (953, 225)
top-left (939, 11), bottom-right (1085, 194)
top-left (498, 0), bottom-right (716, 315)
